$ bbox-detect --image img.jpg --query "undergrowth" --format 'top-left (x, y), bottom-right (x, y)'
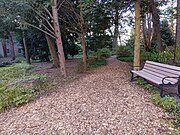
top-left (136, 78), bottom-right (180, 134)
top-left (0, 63), bottom-right (46, 112)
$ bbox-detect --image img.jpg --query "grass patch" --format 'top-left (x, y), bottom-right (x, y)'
top-left (0, 63), bottom-right (46, 112)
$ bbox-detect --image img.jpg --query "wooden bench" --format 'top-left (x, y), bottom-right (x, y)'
top-left (131, 60), bottom-right (180, 97)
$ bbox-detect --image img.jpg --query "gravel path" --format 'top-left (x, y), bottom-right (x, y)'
top-left (0, 58), bottom-right (170, 135)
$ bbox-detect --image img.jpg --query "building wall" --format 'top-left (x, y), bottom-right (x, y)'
top-left (0, 37), bottom-right (24, 57)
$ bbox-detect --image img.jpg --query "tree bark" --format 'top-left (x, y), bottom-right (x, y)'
top-left (9, 32), bottom-right (16, 61)
top-left (80, 2), bottom-right (87, 69)
top-left (112, 7), bottom-right (120, 47)
top-left (22, 31), bottom-right (31, 64)
top-left (176, 0), bottom-right (180, 45)
top-left (134, 0), bottom-right (141, 70)
top-left (149, 0), bottom-right (163, 52)
top-left (52, 0), bottom-right (67, 77)
top-left (45, 34), bottom-right (59, 68)
top-left (142, 15), bottom-right (148, 50)
top-left (2, 38), bottom-right (7, 57)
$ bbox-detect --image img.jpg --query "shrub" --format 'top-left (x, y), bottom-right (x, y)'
top-left (158, 48), bottom-right (173, 64)
top-left (118, 56), bottom-right (134, 62)
top-left (0, 63), bottom-right (46, 111)
top-left (140, 51), bottom-right (158, 62)
top-left (88, 57), bottom-right (107, 68)
top-left (152, 94), bottom-right (180, 113)
top-left (97, 48), bottom-right (111, 58)
top-left (116, 46), bottom-right (131, 58)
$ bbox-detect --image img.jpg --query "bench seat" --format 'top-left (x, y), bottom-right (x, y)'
top-left (131, 61), bottom-right (180, 97)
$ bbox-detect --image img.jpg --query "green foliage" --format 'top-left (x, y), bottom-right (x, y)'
top-left (136, 78), bottom-right (147, 85)
top-left (0, 86), bottom-right (34, 110)
top-left (88, 57), bottom-right (107, 68)
top-left (144, 84), bottom-right (154, 90)
top-left (175, 46), bottom-right (180, 64)
top-left (0, 63), bottom-right (46, 111)
top-left (77, 57), bottom-right (107, 73)
top-left (158, 48), bottom-right (173, 64)
top-left (0, 63), bottom-right (32, 80)
top-left (96, 48), bottom-right (111, 59)
top-left (116, 46), bottom-right (132, 58)
top-left (160, 19), bottom-right (175, 46)
top-left (117, 56), bottom-right (134, 62)
top-left (141, 51), bottom-right (159, 62)
top-left (152, 94), bottom-right (180, 113)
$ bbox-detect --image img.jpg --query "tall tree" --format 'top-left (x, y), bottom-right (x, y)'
top-left (149, 0), bottom-right (163, 52)
top-left (134, 0), bottom-right (141, 70)
top-left (176, 0), bottom-right (180, 45)
top-left (51, 0), bottom-right (67, 77)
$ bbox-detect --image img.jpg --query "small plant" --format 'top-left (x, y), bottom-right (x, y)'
top-left (136, 78), bottom-right (147, 85)
top-left (158, 48), bottom-right (173, 64)
top-left (152, 94), bottom-right (180, 113)
top-left (141, 51), bottom-right (158, 62)
top-left (97, 48), bottom-right (111, 59)
top-left (144, 84), bottom-right (154, 90)
top-left (116, 46), bottom-right (131, 58)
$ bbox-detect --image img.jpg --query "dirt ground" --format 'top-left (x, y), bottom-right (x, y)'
top-left (0, 57), bottom-right (171, 135)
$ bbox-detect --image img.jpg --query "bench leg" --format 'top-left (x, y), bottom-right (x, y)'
top-left (160, 84), bottom-right (164, 97)
top-left (178, 83), bottom-right (180, 95)
top-left (130, 71), bottom-right (134, 82)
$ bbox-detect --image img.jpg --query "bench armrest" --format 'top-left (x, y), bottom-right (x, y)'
top-left (162, 76), bottom-right (180, 85)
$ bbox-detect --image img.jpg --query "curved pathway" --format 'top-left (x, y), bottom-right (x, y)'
top-left (0, 58), bottom-right (169, 135)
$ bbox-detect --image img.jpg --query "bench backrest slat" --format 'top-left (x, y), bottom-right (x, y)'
top-left (144, 65), bottom-right (180, 77)
top-left (143, 69), bottom-right (178, 83)
top-left (144, 61), bottom-right (180, 77)
top-left (146, 61), bottom-right (180, 71)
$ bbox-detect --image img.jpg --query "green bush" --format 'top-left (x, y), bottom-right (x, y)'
top-left (97, 48), bottom-right (111, 58)
top-left (88, 57), bottom-right (107, 68)
top-left (141, 51), bottom-right (158, 62)
top-left (116, 46), bottom-right (131, 58)
top-left (175, 46), bottom-right (180, 64)
top-left (152, 94), bottom-right (180, 113)
top-left (0, 86), bottom-right (35, 110)
top-left (117, 56), bottom-right (134, 62)
top-left (158, 48), bottom-right (173, 64)
top-left (0, 63), bottom-right (46, 111)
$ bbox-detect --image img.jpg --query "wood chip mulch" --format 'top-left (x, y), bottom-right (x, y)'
top-left (0, 57), bottom-right (170, 135)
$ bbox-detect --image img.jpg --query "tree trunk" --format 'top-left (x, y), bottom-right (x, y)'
top-left (112, 7), bottom-right (119, 47)
top-left (22, 31), bottom-right (31, 64)
top-left (142, 15), bottom-right (148, 50)
top-left (176, 0), bottom-right (180, 45)
top-left (149, 0), bottom-right (163, 52)
top-left (45, 34), bottom-right (59, 68)
top-left (147, 13), bottom-right (153, 49)
top-left (9, 32), bottom-right (16, 61)
top-left (52, 0), bottom-right (67, 77)
top-left (2, 38), bottom-right (7, 57)
top-left (80, 1), bottom-right (87, 68)
top-left (134, 0), bottom-right (141, 70)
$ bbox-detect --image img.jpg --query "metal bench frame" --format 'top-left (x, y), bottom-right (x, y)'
top-left (131, 61), bottom-right (180, 97)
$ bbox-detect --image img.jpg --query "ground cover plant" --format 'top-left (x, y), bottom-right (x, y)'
top-left (0, 62), bottom-right (46, 111)
top-left (136, 78), bottom-right (180, 134)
